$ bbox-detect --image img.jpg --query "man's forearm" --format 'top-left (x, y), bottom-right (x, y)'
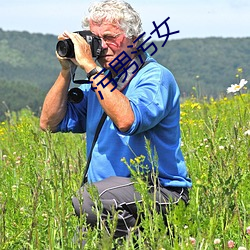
top-left (90, 74), bottom-right (135, 132)
top-left (40, 70), bottom-right (71, 132)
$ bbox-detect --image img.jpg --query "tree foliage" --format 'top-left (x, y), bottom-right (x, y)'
top-left (153, 37), bottom-right (250, 98)
top-left (0, 79), bottom-right (46, 121)
top-left (0, 28), bottom-right (249, 120)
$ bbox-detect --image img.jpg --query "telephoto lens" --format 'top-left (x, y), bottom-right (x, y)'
top-left (56, 31), bottom-right (102, 59)
top-left (56, 39), bottom-right (75, 58)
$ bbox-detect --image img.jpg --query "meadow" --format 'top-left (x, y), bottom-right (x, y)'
top-left (0, 89), bottom-right (249, 249)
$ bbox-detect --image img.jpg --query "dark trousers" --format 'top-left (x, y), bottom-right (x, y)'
top-left (72, 176), bottom-right (189, 238)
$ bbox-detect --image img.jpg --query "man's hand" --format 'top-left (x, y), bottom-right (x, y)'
top-left (62, 31), bottom-right (97, 73)
top-left (56, 33), bottom-right (78, 71)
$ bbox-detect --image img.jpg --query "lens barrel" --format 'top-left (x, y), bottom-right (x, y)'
top-left (56, 31), bottom-right (102, 58)
top-left (56, 39), bottom-right (75, 58)
top-left (68, 88), bottom-right (84, 103)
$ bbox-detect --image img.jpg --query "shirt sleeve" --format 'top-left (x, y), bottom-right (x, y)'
top-left (56, 85), bottom-right (89, 133)
top-left (119, 63), bottom-right (180, 135)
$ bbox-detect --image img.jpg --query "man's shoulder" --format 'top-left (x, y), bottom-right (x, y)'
top-left (141, 57), bottom-right (175, 81)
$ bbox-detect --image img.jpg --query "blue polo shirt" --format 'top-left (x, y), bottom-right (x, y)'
top-left (57, 55), bottom-right (192, 188)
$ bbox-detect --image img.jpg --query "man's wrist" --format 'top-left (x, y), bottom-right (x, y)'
top-left (87, 66), bottom-right (103, 80)
top-left (60, 68), bottom-right (71, 78)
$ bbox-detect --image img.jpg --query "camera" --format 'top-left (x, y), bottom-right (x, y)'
top-left (56, 30), bottom-right (102, 58)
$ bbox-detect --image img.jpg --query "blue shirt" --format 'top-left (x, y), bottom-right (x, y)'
top-left (58, 55), bottom-right (192, 188)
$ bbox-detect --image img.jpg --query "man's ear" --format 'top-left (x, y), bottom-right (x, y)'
top-left (132, 36), bottom-right (138, 47)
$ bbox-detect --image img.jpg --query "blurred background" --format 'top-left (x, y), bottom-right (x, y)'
top-left (1, 0), bottom-right (249, 39)
top-left (0, 0), bottom-right (249, 120)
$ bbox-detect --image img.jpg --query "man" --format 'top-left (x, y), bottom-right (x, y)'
top-left (40, 0), bottom-right (192, 242)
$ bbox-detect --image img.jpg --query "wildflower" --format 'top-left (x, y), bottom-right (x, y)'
top-left (227, 79), bottom-right (248, 93)
top-left (214, 238), bottom-right (221, 244)
top-left (244, 130), bottom-right (250, 136)
top-left (12, 185), bottom-right (17, 192)
top-left (237, 67), bottom-right (243, 73)
top-left (130, 159), bottom-right (135, 165)
top-left (189, 237), bottom-right (196, 246)
top-left (218, 145), bottom-right (224, 150)
top-left (228, 240), bottom-right (235, 248)
top-left (238, 247), bottom-right (246, 250)
top-left (42, 213), bottom-right (48, 221)
top-left (196, 180), bottom-right (202, 185)
top-left (246, 226), bottom-right (250, 235)
top-left (20, 207), bottom-right (25, 214)
top-left (191, 103), bottom-right (201, 109)
top-left (135, 156), bottom-right (141, 164)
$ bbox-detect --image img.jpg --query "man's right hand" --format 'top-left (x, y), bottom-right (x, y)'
top-left (56, 33), bottom-right (79, 71)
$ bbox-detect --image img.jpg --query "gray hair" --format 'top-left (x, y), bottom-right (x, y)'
top-left (82, 0), bottom-right (143, 41)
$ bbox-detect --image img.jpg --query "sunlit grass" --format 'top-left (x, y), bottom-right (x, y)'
top-left (0, 93), bottom-right (249, 249)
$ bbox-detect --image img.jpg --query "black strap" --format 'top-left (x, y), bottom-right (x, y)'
top-left (81, 58), bottom-right (150, 186)
top-left (81, 112), bottom-right (107, 186)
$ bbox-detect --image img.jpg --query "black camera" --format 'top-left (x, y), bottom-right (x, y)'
top-left (56, 30), bottom-right (102, 58)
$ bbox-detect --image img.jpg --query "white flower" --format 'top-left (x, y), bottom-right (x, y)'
top-left (218, 145), bottom-right (224, 150)
top-left (246, 226), bottom-right (250, 235)
top-left (189, 237), bottom-right (196, 245)
top-left (244, 130), bottom-right (250, 136)
top-left (227, 79), bottom-right (248, 93)
top-left (214, 238), bottom-right (221, 244)
top-left (238, 247), bottom-right (246, 250)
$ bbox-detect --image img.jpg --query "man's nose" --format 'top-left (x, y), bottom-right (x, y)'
top-left (101, 38), bottom-right (108, 49)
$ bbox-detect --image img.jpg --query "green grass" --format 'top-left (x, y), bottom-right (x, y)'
top-left (0, 93), bottom-right (249, 249)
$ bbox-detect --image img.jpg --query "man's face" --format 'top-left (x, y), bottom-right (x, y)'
top-left (89, 20), bottom-right (136, 71)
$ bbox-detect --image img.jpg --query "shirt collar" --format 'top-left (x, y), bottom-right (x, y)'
top-left (114, 50), bottom-right (148, 91)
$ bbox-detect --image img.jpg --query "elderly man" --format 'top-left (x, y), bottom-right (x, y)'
top-left (40, 0), bottom-right (192, 242)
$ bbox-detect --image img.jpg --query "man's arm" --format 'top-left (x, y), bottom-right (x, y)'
top-left (40, 31), bottom-right (135, 133)
top-left (64, 31), bottom-right (135, 132)
top-left (40, 68), bottom-right (71, 132)
top-left (90, 74), bottom-right (135, 132)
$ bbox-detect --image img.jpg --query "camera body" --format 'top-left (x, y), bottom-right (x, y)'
top-left (56, 30), bottom-right (102, 58)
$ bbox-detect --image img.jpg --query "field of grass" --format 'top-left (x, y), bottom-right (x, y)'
top-left (0, 91), bottom-right (249, 249)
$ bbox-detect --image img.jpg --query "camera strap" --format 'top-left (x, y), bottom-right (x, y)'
top-left (81, 111), bottom-right (107, 186)
top-left (81, 53), bottom-right (150, 186)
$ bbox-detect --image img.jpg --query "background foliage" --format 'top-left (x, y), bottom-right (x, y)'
top-left (0, 20), bottom-right (249, 249)
top-left (0, 29), bottom-right (250, 120)
top-left (0, 91), bottom-right (249, 249)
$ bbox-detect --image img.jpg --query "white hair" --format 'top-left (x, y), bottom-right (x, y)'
top-left (82, 0), bottom-right (143, 41)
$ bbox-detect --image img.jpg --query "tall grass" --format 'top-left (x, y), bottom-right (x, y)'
top-left (0, 93), bottom-right (249, 249)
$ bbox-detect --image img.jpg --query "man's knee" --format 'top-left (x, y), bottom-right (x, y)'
top-left (72, 187), bottom-right (97, 225)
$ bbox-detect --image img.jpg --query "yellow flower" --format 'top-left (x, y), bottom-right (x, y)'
top-left (135, 157), bottom-right (141, 164)
top-left (130, 159), bottom-right (135, 165)
top-left (191, 103), bottom-right (201, 109)
top-left (237, 67), bottom-right (243, 73)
